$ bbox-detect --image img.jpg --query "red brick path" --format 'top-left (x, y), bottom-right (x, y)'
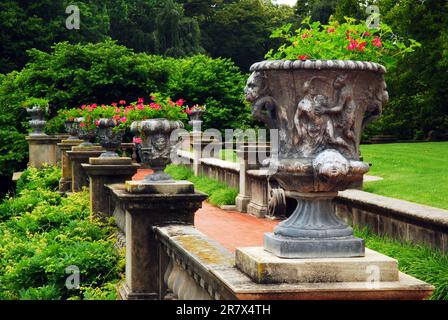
top-left (133, 169), bottom-right (278, 252)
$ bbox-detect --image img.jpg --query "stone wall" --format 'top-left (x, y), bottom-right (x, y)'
top-left (336, 190), bottom-right (448, 254)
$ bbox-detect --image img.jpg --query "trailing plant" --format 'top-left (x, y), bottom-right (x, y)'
top-left (266, 17), bottom-right (421, 70)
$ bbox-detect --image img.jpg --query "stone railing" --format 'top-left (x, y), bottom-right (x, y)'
top-left (153, 224), bottom-right (433, 300)
top-left (336, 190), bottom-right (448, 253)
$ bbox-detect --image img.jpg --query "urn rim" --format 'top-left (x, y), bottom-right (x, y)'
top-left (250, 59), bottom-right (387, 74)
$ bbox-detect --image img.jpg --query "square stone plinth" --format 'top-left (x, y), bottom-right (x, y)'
top-left (236, 247), bottom-right (399, 284)
top-left (125, 180), bottom-right (194, 195)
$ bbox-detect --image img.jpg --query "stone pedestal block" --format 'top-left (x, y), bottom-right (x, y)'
top-left (246, 169), bottom-right (270, 218)
top-left (81, 157), bottom-right (140, 218)
top-left (107, 183), bottom-right (207, 300)
top-left (58, 139), bottom-right (83, 193)
top-left (26, 135), bottom-right (67, 169)
top-left (67, 146), bottom-right (103, 192)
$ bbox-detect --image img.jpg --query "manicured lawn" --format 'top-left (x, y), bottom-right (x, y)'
top-left (360, 142), bottom-right (448, 210)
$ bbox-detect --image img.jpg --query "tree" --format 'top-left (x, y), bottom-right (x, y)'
top-left (293, 0), bottom-right (339, 24)
top-left (201, 0), bottom-right (297, 70)
top-left (333, 0), bottom-right (365, 22)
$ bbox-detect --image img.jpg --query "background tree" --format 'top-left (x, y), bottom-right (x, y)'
top-left (333, 0), bottom-right (365, 22)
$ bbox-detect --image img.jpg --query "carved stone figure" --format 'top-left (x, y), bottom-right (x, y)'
top-left (245, 59), bottom-right (388, 258)
top-left (131, 118), bottom-right (184, 181)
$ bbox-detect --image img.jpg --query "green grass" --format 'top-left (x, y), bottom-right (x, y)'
top-left (355, 227), bottom-right (448, 300)
top-left (360, 142), bottom-right (448, 209)
top-left (165, 164), bottom-right (238, 206)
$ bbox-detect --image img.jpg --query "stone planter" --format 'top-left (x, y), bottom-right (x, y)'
top-left (75, 117), bottom-right (96, 147)
top-left (131, 118), bottom-right (184, 181)
top-left (97, 118), bottom-right (125, 158)
top-left (64, 120), bottom-right (79, 140)
top-left (189, 109), bottom-right (205, 122)
top-left (245, 60), bottom-right (389, 258)
top-left (26, 106), bottom-right (47, 136)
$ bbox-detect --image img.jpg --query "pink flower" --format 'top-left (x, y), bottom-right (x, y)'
top-left (111, 102), bottom-right (118, 107)
top-left (91, 104), bottom-right (97, 109)
top-left (150, 103), bottom-right (161, 109)
top-left (372, 36), bottom-right (382, 47)
top-left (347, 39), bottom-right (359, 51)
top-left (120, 117), bottom-right (127, 123)
top-left (115, 108), bottom-right (121, 113)
top-left (175, 99), bottom-right (185, 106)
top-left (363, 32), bottom-right (371, 37)
top-left (138, 97), bottom-right (144, 104)
top-left (301, 32), bottom-right (310, 39)
top-left (133, 137), bottom-right (142, 144)
top-left (150, 95), bottom-right (156, 101)
top-left (119, 100), bottom-right (126, 105)
top-left (81, 105), bottom-right (86, 110)
top-left (95, 120), bottom-right (100, 126)
top-left (137, 103), bottom-right (144, 110)
top-left (80, 123), bottom-right (85, 127)
top-left (327, 27), bottom-right (335, 33)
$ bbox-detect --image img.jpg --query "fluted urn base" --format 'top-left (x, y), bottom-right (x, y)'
top-left (264, 192), bottom-right (364, 258)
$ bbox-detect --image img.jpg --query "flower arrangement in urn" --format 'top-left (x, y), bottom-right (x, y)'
top-left (246, 17), bottom-right (421, 258)
top-left (22, 98), bottom-right (49, 136)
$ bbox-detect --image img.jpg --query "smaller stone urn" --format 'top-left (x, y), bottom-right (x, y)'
top-left (97, 118), bottom-right (125, 157)
top-left (64, 120), bottom-right (79, 140)
top-left (131, 118), bottom-right (184, 181)
top-left (26, 105), bottom-right (47, 136)
top-left (75, 117), bottom-right (97, 147)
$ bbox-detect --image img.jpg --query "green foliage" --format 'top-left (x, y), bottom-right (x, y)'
top-left (0, 41), bottom-right (250, 182)
top-left (201, 0), bottom-right (298, 70)
top-left (16, 166), bottom-right (61, 194)
top-left (294, 0), bottom-right (339, 24)
top-left (266, 17), bottom-right (421, 70)
top-left (354, 227), bottom-right (448, 300)
top-left (0, 168), bottom-right (123, 300)
top-left (165, 164), bottom-right (238, 206)
top-left (333, 0), bottom-right (365, 23)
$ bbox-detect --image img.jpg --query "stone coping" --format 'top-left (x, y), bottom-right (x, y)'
top-left (177, 149), bottom-right (194, 159)
top-left (200, 157), bottom-right (239, 172)
top-left (154, 225), bottom-right (433, 300)
top-left (337, 189), bottom-right (448, 230)
top-left (246, 169), bottom-right (270, 177)
top-left (250, 60), bottom-right (387, 74)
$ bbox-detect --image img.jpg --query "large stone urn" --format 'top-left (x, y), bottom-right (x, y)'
top-left (26, 105), bottom-right (47, 136)
top-left (97, 118), bottom-right (125, 157)
top-left (75, 117), bottom-right (97, 147)
top-left (131, 119), bottom-right (184, 181)
top-left (245, 60), bottom-right (388, 258)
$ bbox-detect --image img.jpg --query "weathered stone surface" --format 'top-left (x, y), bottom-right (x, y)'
top-left (67, 147), bottom-right (103, 192)
top-left (155, 225), bottom-right (434, 300)
top-left (89, 157), bottom-right (132, 165)
top-left (58, 139), bottom-right (83, 193)
top-left (125, 180), bottom-right (194, 195)
top-left (236, 247), bottom-right (397, 284)
top-left (107, 184), bottom-right (207, 300)
top-left (81, 161), bottom-right (140, 218)
top-left (26, 135), bottom-right (65, 169)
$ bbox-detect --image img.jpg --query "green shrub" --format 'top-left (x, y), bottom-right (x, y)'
top-left (355, 227), bottom-right (448, 300)
top-left (165, 164), bottom-right (238, 206)
top-left (16, 166), bottom-right (61, 193)
top-left (0, 168), bottom-right (122, 300)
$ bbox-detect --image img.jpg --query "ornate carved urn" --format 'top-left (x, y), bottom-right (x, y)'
top-left (26, 105), bottom-right (47, 136)
top-left (75, 117), bottom-right (96, 147)
top-left (97, 118), bottom-right (125, 157)
top-left (131, 119), bottom-right (184, 182)
top-left (64, 120), bottom-right (79, 140)
top-left (188, 109), bottom-right (205, 122)
top-left (245, 60), bottom-right (388, 258)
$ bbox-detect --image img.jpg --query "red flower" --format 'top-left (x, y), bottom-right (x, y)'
top-left (81, 105), bottom-right (86, 110)
top-left (120, 117), bottom-right (127, 123)
top-left (327, 27), bottom-right (335, 33)
top-left (358, 41), bottom-right (367, 51)
top-left (137, 103), bottom-right (144, 110)
top-left (115, 108), bottom-right (121, 113)
top-left (150, 103), bottom-right (161, 109)
top-left (79, 123), bottom-right (85, 127)
top-left (298, 55), bottom-right (309, 60)
top-left (119, 100), bottom-right (126, 105)
top-left (175, 99), bottom-right (185, 107)
top-left (133, 137), bottom-right (142, 144)
top-left (347, 39), bottom-right (359, 51)
top-left (301, 32), bottom-right (310, 39)
top-left (138, 97), bottom-right (144, 104)
top-left (111, 102), bottom-right (118, 107)
top-left (363, 32), bottom-right (371, 37)
top-left (372, 36), bottom-right (382, 47)
top-left (95, 120), bottom-right (100, 126)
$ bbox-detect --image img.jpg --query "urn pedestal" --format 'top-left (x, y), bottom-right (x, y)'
top-left (67, 145), bottom-right (103, 192)
top-left (58, 139), bottom-right (83, 193)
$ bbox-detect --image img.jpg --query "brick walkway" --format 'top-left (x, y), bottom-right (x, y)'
top-left (133, 169), bottom-right (278, 252)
